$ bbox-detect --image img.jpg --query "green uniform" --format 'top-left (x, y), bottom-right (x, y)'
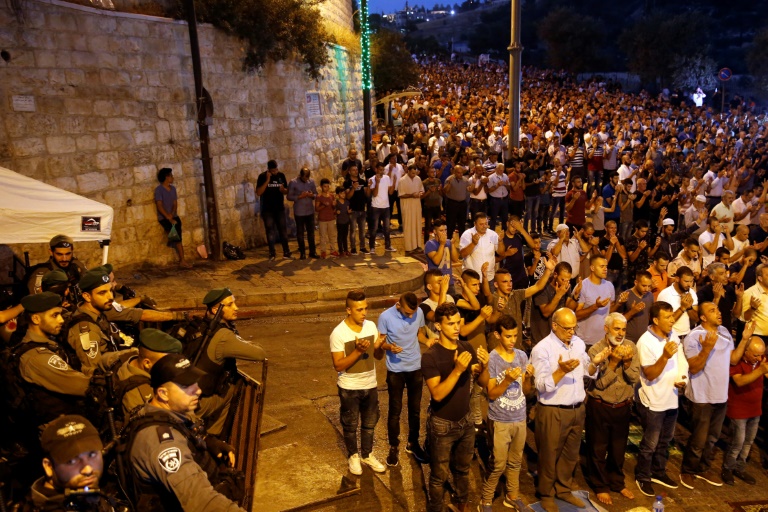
top-left (116, 356), bottom-right (154, 419)
top-left (67, 305), bottom-right (134, 371)
top-left (19, 330), bottom-right (91, 395)
top-left (26, 257), bottom-right (88, 295)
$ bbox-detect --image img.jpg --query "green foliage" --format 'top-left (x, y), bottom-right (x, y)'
top-left (371, 29), bottom-right (420, 92)
top-left (536, 7), bottom-right (604, 73)
top-left (619, 11), bottom-right (711, 88)
top-left (405, 34), bottom-right (448, 56)
top-left (671, 54), bottom-right (718, 91)
top-left (177, 0), bottom-right (332, 80)
top-left (747, 27), bottom-right (768, 91)
top-left (466, 5), bottom-right (509, 60)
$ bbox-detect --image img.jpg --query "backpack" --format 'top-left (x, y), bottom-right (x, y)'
top-left (0, 341), bottom-right (50, 414)
top-left (222, 242), bottom-right (245, 260)
top-left (166, 317), bottom-right (213, 361)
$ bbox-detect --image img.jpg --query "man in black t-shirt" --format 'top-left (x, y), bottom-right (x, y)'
top-left (344, 165), bottom-right (369, 254)
top-left (422, 302), bottom-right (489, 512)
top-left (256, 160), bottom-right (291, 260)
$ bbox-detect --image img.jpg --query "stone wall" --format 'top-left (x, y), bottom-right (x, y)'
top-left (0, 0), bottom-right (363, 271)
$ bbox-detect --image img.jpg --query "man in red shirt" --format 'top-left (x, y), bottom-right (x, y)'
top-left (565, 176), bottom-right (587, 231)
top-left (724, 333), bottom-right (766, 485)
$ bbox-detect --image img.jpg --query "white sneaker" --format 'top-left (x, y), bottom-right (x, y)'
top-left (361, 454), bottom-right (386, 473)
top-left (348, 453), bottom-right (362, 475)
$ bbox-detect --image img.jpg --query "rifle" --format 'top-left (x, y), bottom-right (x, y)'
top-left (192, 305), bottom-right (224, 366)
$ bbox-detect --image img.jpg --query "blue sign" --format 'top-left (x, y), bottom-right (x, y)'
top-left (718, 68), bottom-right (732, 81)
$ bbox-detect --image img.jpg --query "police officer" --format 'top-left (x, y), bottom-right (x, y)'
top-left (196, 288), bottom-right (266, 435)
top-left (127, 353), bottom-right (246, 512)
top-left (16, 292), bottom-right (94, 425)
top-left (68, 270), bottom-right (184, 371)
top-left (26, 414), bottom-right (115, 511)
top-left (25, 235), bottom-right (89, 295)
top-left (117, 328), bottom-right (183, 419)
top-left (41, 270), bottom-right (74, 315)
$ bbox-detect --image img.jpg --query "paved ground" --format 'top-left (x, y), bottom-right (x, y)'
top-left (117, 230), bottom-right (426, 315)
top-left (238, 312), bottom-right (768, 512)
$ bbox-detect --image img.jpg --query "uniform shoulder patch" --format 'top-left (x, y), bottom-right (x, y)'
top-left (113, 302), bottom-right (124, 313)
top-left (156, 425), bottom-right (175, 443)
top-left (157, 447), bottom-right (181, 473)
top-left (47, 355), bottom-right (69, 371)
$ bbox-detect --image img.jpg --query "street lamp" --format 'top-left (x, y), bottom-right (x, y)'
top-left (507, 0), bottom-right (522, 157)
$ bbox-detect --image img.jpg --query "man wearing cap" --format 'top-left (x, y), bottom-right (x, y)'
top-left (548, 224), bottom-right (589, 284)
top-left (25, 234), bottom-right (88, 295)
top-left (658, 217), bottom-right (702, 261)
top-left (27, 414), bottom-right (111, 511)
top-left (14, 293), bottom-right (94, 426)
top-left (196, 288), bottom-right (266, 435)
top-left (117, 328), bottom-right (184, 418)
top-left (67, 270), bottom-right (182, 372)
top-left (40, 270), bottom-right (74, 315)
top-left (684, 195), bottom-right (710, 238)
top-left (127, 353), bottom-right (246, 512)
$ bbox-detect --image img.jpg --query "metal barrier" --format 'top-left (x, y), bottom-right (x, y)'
top-left (225, 359), bottom-right (269, 512)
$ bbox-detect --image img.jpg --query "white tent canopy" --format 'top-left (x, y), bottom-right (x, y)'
top-left (0, 166), bottom-right (113, 263)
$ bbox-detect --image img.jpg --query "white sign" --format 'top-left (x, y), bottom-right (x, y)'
top-left (12, 95), bottom-right (36, 112)
top-left (306, 93), bottom-right (321, 117)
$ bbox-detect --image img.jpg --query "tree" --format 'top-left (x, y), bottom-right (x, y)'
top-left (184, 0), bottom-right (331, 79)
top-left (371, 30), bottom-right (420, 92)
top-left (619, 11), bottom-right (711, 89)
top-left (671, 54), bottom-right (718, 91)
top-left (747, 27), bottom-right (768, 91)
top-left (536, 7), bottom-right (604, 74)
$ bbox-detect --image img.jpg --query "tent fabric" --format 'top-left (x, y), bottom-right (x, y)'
top-left (0, 166), bottom-right (113, 244)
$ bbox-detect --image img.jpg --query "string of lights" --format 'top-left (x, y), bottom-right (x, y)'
top-left (360, 0), bottom-right (372, 91)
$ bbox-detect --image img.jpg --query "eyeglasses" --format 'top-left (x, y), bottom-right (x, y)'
top-left (555, 322), bottom-right (576, 333)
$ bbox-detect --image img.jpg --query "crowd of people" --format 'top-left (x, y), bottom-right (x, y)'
top-left (328, 60), bottom-right (768, 512)
top-left (0, 166), bottom-right (267, 511)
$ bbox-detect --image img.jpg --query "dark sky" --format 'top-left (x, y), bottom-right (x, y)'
top-left (370, 0), bottom-right (407, 14)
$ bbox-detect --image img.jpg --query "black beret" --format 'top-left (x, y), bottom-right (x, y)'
top-left (78, 270), bottom-right (111, 292)
top-left (139, 328), bottom-right (183, 354)
top-left (21, 292), bottom-right (62, 313)
top-left (202, 288), bottom-right (232, 307)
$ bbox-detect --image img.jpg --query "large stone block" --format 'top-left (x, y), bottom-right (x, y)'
top-left (95, 151), bottom-right (119, 170)
top-left (45, 136), bottom-right (76, 155)
top-left (106, 117), bottom-right (137, 132)
top-left (76, 171), bottom-right (110, 194)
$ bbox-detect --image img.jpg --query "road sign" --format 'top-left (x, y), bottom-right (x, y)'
top-left (719, 68), bottom-right (732, 81)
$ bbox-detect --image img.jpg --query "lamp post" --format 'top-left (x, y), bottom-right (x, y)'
top-left (360, 0), bottom-right (373, 153)
top-left (507, 0), bottom-right (522, 157)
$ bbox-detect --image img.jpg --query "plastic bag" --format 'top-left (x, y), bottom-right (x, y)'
top-left (168, 225), bottom-right (181, 243)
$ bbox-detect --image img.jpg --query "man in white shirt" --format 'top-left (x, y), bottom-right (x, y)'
top-left (487, 163), bottom-right (510, 231)
top-left (711, 191), bottom-right (736, 235)
top-left (368, 162), bottom-right (396, 254)
top-left (460, 212), bottom-right (501, 286)
top-left (547, 224), bottom-right (588, 284)
top-left (698, 217), bottom-right (734, 268)
top-left (617, 154), bottom-right (637, 193)
top-left (657, 266), bottom-right (699, 339)
top-left (732, 190), bottom-right (760, 227)
top-left (634, 301), bottom-right (689, 497)
top-left (330, 290), bottom-right (388, 475)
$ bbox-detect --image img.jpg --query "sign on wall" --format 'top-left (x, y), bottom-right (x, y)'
top-left (306, 92), bottom-right (321, 117)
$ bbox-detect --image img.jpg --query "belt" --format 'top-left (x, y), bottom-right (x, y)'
top-left (542, 402), bottom-right (583, 409)
top-left (707, 195), bottom-right (721, 199)
top-left (592, 397), bottom-right (632, 408)
top-left (469, 198), bottom-right (487, 202)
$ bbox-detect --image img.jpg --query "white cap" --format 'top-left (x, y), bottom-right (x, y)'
top-left (494, 126), bottom-right (502, 132)
top-left (695, 194), bottom-right (707, 202)
top-left (555, 224), bottom-right (569, 232)
top-left (662, 218), bottom-right (675, 226)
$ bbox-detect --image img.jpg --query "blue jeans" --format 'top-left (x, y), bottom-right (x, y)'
top-left (261, 208), bottom-right (289, 257)
top-left (635, 402), bottom-right (678, 482)
top-left (681, 402), bottom-right (727, 475)
top-left (524, 195), bottom-right (540, 232)
top-left (338, 386), bottom-right (379, 458)
top-left (724, 416), bottom-right (760, 472)
top-left (369, 207), bottom-right (391, 250)
top-left (427, 413), bottom-right (475, 512)
top-left (349, 210), bottom-right (367, 252)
